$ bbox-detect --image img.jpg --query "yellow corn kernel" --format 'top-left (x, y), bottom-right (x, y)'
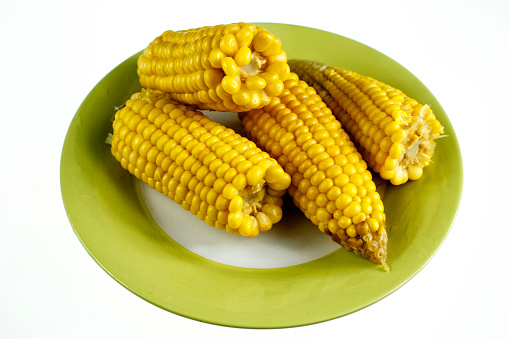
top-left (111, 89), bottom-right (290, 237)
top-left (246, 165), bottom-right (264, 186)
top-left (335, 193), bottom-right (352, 210)
top-left (266, 63), bottom-right (290, 82)
top-left (232, 173), bottom-right (247, 191)
top-left (346, 224), bottom-right (357, 238)
top-left (265, 81), bottom-right (285, 97)
top-left (231, 85), bottom-right (251, 106)
top-left (221, 57), bottom-right (239, 77)
top-left (338, 215), bottom-right (352, 229)
top-left (245, 75), bottom-right (266, 90)
top-left (327, 219), bottom-right (340, 234)
top-left (352, 213), bottom-right (366, 224)
top-left (209, 48), bottom-right (226, 68)
top-left (235, 26), bottom-right (255, 48)
top-left (256, 211), bottom-right (273, 232)
top-left (238, 216), bottom-right (254, 236)
top-left (264, 165), bottom-right (292, 190)
top-left (228, 210), bottom-right (243, 229)
top-left (219, 33), bottom-right (239, 56)
top-left (261, 203), bottom-right (283, 223)
top-left (343, 201), bottom-right (361, 218)
top-left (138, 23), bottom-right (291, 112)
top-left (408, 164), bottom-right (423, 180)
top-left (239, 75), bottom-right (389, 269)
top-left (367, 218), bottom-right (380, 233)
top-left (259, 72), bottom-right (280, 85)
top-left (229, 195), bottom-right (244, 212)
top-left (234, 46), bottom-right (252, 67)
top-left (252, 30), bottom-right (274, 52)
top-left (289, 59), bottom-right (445, 185)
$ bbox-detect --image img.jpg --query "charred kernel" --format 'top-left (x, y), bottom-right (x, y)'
top-left (356, 222), bottom-right (370, 236)
top-left (348, 237), bottom-right (363, 248)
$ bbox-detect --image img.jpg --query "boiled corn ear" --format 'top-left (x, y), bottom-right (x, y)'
top-left (289, 60), bottom-right (444, 185)
top-left (239, 74), bottom-right (389, 269)
top-left (111, 89), bottom-right (291, 237)
top-left (137, 23), bottom-right (291, 113)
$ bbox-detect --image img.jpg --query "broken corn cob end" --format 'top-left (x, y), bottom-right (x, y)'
top-left (137, 23), bottom-right (290, 113)
top-left (239, 73), bottom-right (389, 270)
top-left (110, 89), bottom-right (291, 237)
top-left (289, 59), bottom-right (444, 185)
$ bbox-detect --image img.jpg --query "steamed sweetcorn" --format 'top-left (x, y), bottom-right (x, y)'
top-left (239, 74), bottom-right (389, 269)
top-left (289, 59), bottom-right (444, 185)
top-left (110, 89), bottom-right (292, 237)
top-left (137, 23), bottom-right (291, 113)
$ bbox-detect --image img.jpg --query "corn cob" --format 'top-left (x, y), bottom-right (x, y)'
top-left (137, 23), bottom-right (291, 113)
top-left (110, 89), bottom-right (292, 237)
top-left (239, 74), bottom-right (389, 269)
top-left (288, 60), bottom-right (444, 185)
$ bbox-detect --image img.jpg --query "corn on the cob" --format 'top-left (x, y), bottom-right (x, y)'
top-left (137, 23), bottom-right (291, 113)
top-left (288, 60), bottom-right (444, 185)
top-left (110, 89), bottom-right (292, 237)
top-left (239, 74), bottom-right (389, 269)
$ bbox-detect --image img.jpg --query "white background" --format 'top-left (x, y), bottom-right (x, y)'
top-left (1, 0), bottom-right (508, 338)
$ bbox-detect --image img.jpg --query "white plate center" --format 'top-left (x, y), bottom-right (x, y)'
top-left (139, 182), bottom-right (339, 269)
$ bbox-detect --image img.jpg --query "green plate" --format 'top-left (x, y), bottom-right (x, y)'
top-left (60, 23), bottom-right (463, 328)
